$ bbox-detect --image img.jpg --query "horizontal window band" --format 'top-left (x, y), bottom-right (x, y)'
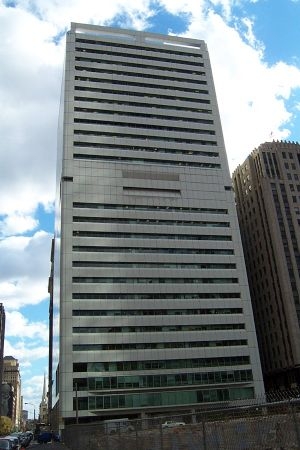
top-left (123, 187), bottom-right (180, 194)
top-left (73, 324), bottom-right (245, 334)
top-left (73, 355), bottom-right (250, 372)
top-left (73, 202), bottom-right (228, 214)
top-left (75, 42), bottom-right (203, 61)
top-left (74, 86), bottom-right (211, 104)
top-left (72, 308), bottom-right (243, 316)
top-left (73, 339), bottom-right (247, 351)
top-left (75, 40), bottom-right (204, 64)
top-left (72, 277), bottom-right (238, 284)
top-left (72, 292), bottom-right (241, 299)
top-left (74, 118), bottom-right (215, 135)
top-left (74, 96), bottom-right (212, 114)
top-left (74, 65), bottom-right (207, 85)
top-left (74, 108), bottom-right (213, 125)
top-left (75, 386), bottom-right (254, 411)
top-left (72, 262), bottom-right (236, 269)
top-left (75, 57), bottom-right (206, 78)
top-left (73, 217), bottom-right (229, 227)
top-left (75, 76), bottom-right (209, 95)
top-left (72, 246), bottom-right (234, 255)
top-left (73, 231), bottom-right (231, 240)
top-left (75, 38), bottom-right (203, 54)
top-left (73, 129), bottom-right (217, 144)
top-left (73, 154), bottom-right (220, 168)
top-left (74, 369), bottom-right (253, 392)
top-left (122, 169), bottom-right (180, 180)
top-left (74, 142), bottom-right (219, 158)
top-left (74, 122), bottom-right (216, 138)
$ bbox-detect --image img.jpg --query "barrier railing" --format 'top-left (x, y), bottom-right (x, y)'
top-left (62, 391), bottom-right (300, 449)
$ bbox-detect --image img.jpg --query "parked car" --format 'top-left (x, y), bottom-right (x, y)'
top-left (2, 436), bottom-right (19, 450)
top-left (103, 418), bottom-right (134, 434)
top-left (7, 434), bottom-right (22, 448)
top-left (37, 431), bottom-right (60, 444)
top-left (24, 431), bottom-right (33, 441)
top-left (162, 420), bottom-right (186, 429)
top-left (37, 432), bottom-right (52, 444)
top-left (0, 439), bottom-right (13, 450)
top-left (52, 433), bottom-right (60, 442)
top-left (17, 433), bottom-right (31, 448)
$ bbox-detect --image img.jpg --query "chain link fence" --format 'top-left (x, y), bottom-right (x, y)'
top-left (62, 395), bottom-right (300, 449)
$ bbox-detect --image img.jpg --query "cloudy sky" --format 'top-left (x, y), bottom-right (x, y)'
top-left (0, 0), bottom-right (300, 417)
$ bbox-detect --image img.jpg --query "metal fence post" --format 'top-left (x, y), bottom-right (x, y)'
top-left (202, 415), bottom-right (207, 450)
top-left (291, 403), bottom-right (300, 448)
top-left (160, 422), bottom-right (164, 450)
top-left (134, 421), bottom-right (139, 450)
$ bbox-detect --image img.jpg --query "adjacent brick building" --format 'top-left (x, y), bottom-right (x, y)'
top-left (233, 141), bottom-right (300, 389)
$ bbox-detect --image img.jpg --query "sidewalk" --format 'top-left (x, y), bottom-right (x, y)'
top-left (31, 443), bottom-right (72, 450)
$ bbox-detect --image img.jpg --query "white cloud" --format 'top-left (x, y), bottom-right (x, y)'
top-left (0, 213), bottom-right (38, 237)
top-left (173, 6), bottom-right (300, 170)
top-left (0, 231), bottom-right (52, 309)
top-left (239, 16), bottom-right (264, 53)
top-left (3, 313), bottom-right (49, 414)
top-left (4, 339), bottom-right (48, 375)
top-left (0, 6), bottom-right (63, 217)
top-left (7, 0), bottom-right (156, 30)
top-left (0, 0), bottom-right (159, 221)
top-left (207, 0), bottom-right (235, 21)
top-left (23, 373), bottom-right (48, 417)
top-left (5, 311), bottom-right (48, 341)
top-left (3, 338), bottom-right (48, 416)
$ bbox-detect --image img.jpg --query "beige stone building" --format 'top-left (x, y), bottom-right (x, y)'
top-left (3, 356), bottom-right (21, 429)
top-left (232, 141), bottom-right (300, 390)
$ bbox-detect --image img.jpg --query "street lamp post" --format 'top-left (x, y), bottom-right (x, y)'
top-left (25, 402), bottom-right (36, 421)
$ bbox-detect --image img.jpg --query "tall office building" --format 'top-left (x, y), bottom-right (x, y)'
top-left (3, 356), bottom-right (21, 429)
top-left (48, 238), bottom-right (54, 425)
top-left (232, 141), bottom-right (300, 390)
top-left (53, 22), bottom-right (264, 426)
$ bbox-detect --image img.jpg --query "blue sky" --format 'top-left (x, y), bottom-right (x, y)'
top-left (244, 0), bottom-right (300, 64)
top-left (0, 0), bottom-right (300, 418)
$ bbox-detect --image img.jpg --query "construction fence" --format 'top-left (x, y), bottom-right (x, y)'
top-left (62, 397), bottom-right (300, 449)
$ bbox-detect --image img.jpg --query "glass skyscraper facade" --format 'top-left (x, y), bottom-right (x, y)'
top-left (53, 22), bottom-right (264, 425)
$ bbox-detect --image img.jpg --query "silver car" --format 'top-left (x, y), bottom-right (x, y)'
top-left (162, 420), bottom-right (186, 429)
top-left (0, 439), bottom-right (13, 450)
top-left (2, 437), bottom-right (18, 450)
